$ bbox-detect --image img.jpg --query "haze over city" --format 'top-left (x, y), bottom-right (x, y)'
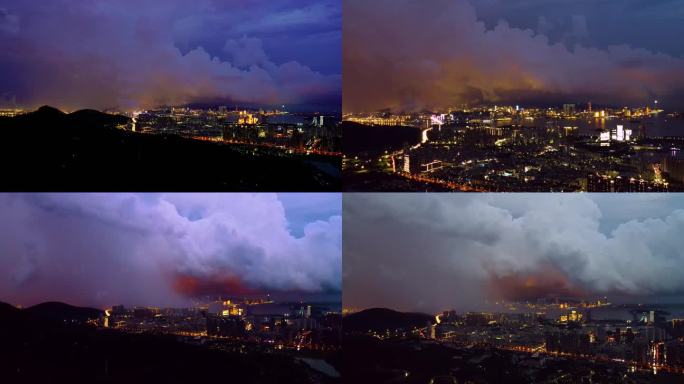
top-left (343, 194), bottom-right (684, 313)
top-left (344, 0), bottom-right (684, 113)
top-left (0, 193), bottom-right (342, 308)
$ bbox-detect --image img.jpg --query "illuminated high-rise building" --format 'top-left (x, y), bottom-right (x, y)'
top-left (616, 125), bottom-right (625, 141)
top-left (312, 116), bottom-right (325, 127)
top-left (403, 154), bottom-right (411, 173)
top-left (238, 111), bottom-right (258, 125)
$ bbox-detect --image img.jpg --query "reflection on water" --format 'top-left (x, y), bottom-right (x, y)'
top-left (494, 115), bottom-right (684, 138)
top-left (300, 358), bottom-right (340, 378)
top-left (589, 305), bottom-right (684, 321)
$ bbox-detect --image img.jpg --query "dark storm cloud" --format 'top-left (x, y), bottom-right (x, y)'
top-left (0, 194), bottom-right (341, 308)
top-left (344, 0), bottom-right (684, 113)
top-left (0, 0), bottom-right (341, 111)
top-left (343, 194), bottom-right (684, 313)
top-left (471, 0), bottom-right (684, 58)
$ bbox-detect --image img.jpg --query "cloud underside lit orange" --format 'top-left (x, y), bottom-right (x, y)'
top-left (486, 265), bottom-right (586, 302)
top-left (173, 273), bottom-right (259, 297)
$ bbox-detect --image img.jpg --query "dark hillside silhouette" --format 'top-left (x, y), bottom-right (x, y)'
top-left (0, 107), bottom-right (340, 191)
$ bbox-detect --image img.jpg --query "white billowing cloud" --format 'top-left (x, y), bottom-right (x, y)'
top-left (343, 194), bottom-right (684, 312)
top-left (0, 193), bottom-right (341, 308)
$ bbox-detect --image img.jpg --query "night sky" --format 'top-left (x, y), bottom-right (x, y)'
top-left (0, 193), bottom-right (341, 308)
top-left (0, 0), bottom-right (341, 112)
top-left (344, 194), bottom-right (684, 313)
top-left (344, 0), bottom-right (684, 112)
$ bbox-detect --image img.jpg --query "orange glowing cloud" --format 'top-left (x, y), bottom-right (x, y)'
top-left (343, 0), bottom-right (684, 113)
top-left (486, 264), bottom-right (586, 302)
top-left (173, 273), bottom-right (259, 297)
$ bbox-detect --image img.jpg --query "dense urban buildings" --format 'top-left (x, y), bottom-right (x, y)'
top-left (343, 0), bottom-right (684, 193)
top-left (0, 106), bottom-right (342, 191)
top-left (130, 106), bottom-right (341, 155)
top-left (343, 104), bottom-right (684, 191)
top-left (0, 0), bottom-right (342, 192)
top-left (0, 193), bottom-right (342, 383)
top-left (343, 302), bottom-right (684, 383)
top-left (3, 0), bottom-right (684, 383)
top-left (344, 303), bottom-right (684, 383)
top-left (1, 300), bottom-right (340, 383)
top-left (343, 194), bottom-right (684, 383)
top-left (101, 297), bottom-right (341, 353)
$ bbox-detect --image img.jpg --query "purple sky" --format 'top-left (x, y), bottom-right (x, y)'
top-left (0, 0), bottom-right (341, 112)
top-left (344, 0), bottom-right (684, 112)
top-left (0, 193), bottom-right (341, 308)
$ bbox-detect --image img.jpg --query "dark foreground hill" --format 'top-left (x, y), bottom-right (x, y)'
top-left (0, 302), bottom-right (20, 318)
top-left (0, 301), bottom-right (102, 329)
top-left (0, 107), bottom-right (340, 191)
top-left (0, 301), bottom-right (335, 383)
top-left (24, 301), bottom-right (103, 323)
top-left (342, 308), bottom-right (434, 333)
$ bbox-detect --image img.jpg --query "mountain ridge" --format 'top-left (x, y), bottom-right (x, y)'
top-left (343, 307), bottom-right (434, 333)
top-left (0, 106), bottom-right (340, 191)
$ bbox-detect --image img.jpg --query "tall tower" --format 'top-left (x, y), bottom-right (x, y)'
top-left (403, 154), bottom-right (411, 174)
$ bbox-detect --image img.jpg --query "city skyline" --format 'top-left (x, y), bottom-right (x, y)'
top-left (0, 0), bottom-right (341, 112)
top-left (343, 194), bottom-right (684, 313)
top-left (344, 0), bottom-right (684, 113)
top-left (3, 1), bottom-right (684, 381)
top-left (0, 193), bottom-right (342, 309)
top-left (342, 102), bottom-right (684, 192)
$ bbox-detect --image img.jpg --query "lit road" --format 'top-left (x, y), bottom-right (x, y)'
top-left (192, 136), bottom-right (342, 157)
top-left (422, 127), bottom-right (432, 144)
top-left (398, 172), bottom-right (486, 192)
